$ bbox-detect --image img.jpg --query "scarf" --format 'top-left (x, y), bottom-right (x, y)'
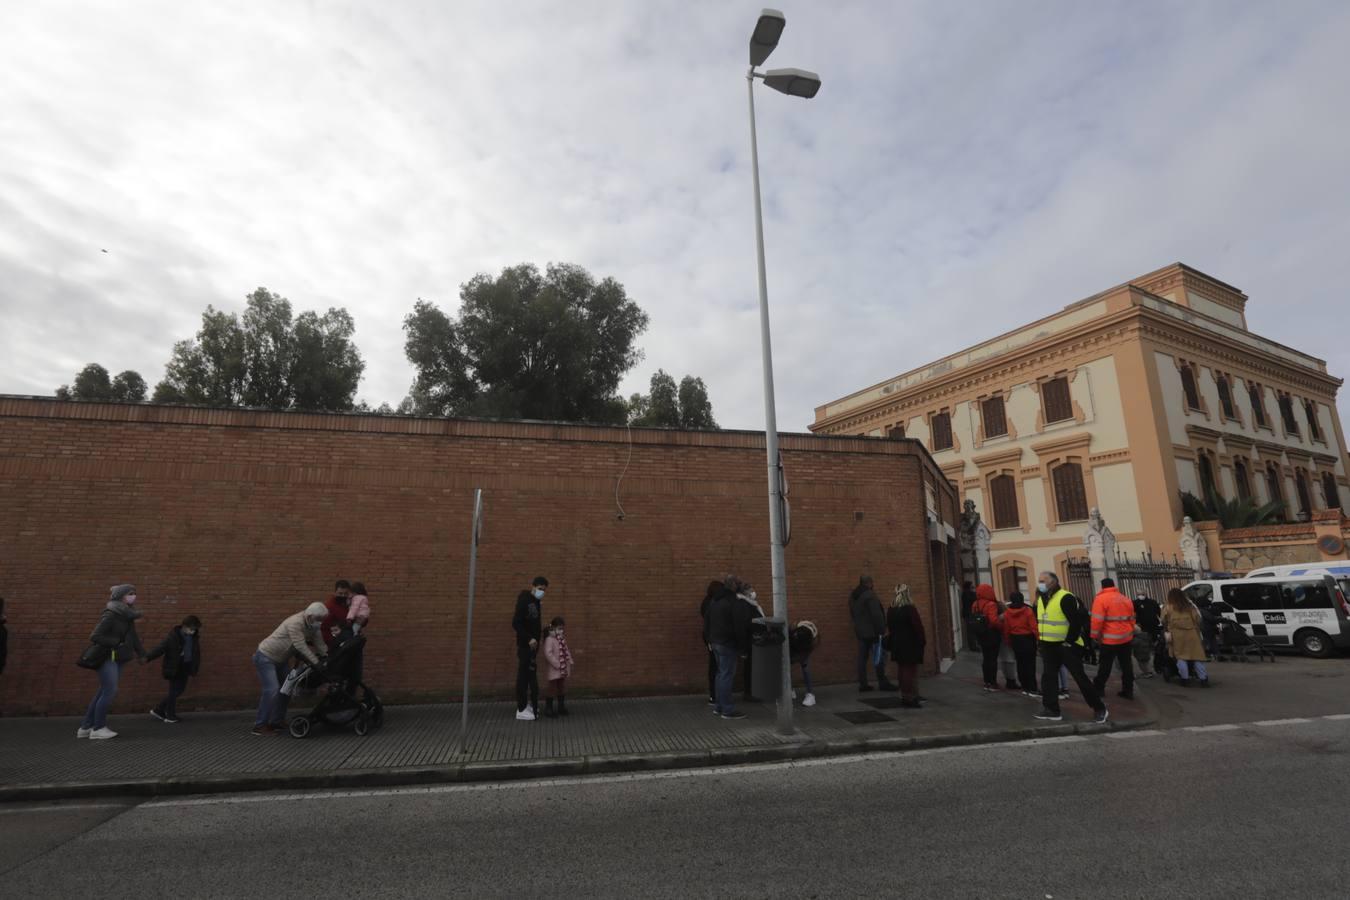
top-left (105, 600), bottom-right (143, 621)
top-left (555, 632), bottom-right (574, 678)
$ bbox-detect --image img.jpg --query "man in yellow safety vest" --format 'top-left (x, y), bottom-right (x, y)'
top-left (1033, 571), bottom-right (1108, 724)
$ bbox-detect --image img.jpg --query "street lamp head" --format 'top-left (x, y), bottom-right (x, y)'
top-left (762, 67), bottom-right (821, 99)
top-left (750, 9), bottom-right (786, 66)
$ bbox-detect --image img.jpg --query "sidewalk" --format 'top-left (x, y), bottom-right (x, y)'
top-left (0, 657), bottom-right (1153, 801)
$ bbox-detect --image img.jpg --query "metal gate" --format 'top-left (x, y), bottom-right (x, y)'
top-left (1066, 552), bottom-right (1198, 602)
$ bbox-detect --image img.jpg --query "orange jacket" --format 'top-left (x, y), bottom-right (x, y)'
top-left (1090, 587), bottom-right (1136, 645)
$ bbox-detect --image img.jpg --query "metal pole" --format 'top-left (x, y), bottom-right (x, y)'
top-left (747, 69), bottom-right (794, 736)
top-left (458, 488), bottom-right (483, 755)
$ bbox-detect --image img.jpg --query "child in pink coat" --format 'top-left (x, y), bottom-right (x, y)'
top-left (542, 616), bottom-right (573, 718)
top-left (347, 582), bottom-right (371, 635)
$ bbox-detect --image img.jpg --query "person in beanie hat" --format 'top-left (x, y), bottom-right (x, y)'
top-left (78, 584), bottom-right (146, 740)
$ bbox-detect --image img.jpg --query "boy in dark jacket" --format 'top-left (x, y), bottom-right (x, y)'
top-left (145, 615), bottom-right (202, 723)
top-left (512, 576), bottom-right (548, 721)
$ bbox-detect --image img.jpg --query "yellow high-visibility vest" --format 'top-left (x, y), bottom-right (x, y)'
top-left (1036, 589), bottom-right (1084, 646)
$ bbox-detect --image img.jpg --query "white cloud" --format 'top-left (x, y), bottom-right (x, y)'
top-left (1, 1), bottom-right (1348, 431)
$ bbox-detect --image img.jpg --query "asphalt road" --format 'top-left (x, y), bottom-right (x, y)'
top-left (5, 711), bottom-right (1349, 899)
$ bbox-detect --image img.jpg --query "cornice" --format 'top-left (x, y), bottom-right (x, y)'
top-left (1136, 316), bottom-right (1340, 395)
top-left (972, 446), bottom-right (1025, 468)
top-left (1030, 431), bottom-right (1092, 457)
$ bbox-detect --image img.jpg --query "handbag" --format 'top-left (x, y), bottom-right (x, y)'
top-left (77, 643), bottom-right (110, 670)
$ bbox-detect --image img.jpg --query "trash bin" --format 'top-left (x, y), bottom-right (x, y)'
top-left (750, 617), bottom-right (787, 701)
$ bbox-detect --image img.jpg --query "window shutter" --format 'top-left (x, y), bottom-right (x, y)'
top-left (1305, 402), bottom-right (1322, 440)
top-left (931, 412), bottom-right (952, 450)
top-left (991, 474), bottom-right (1019, 529)
top-left (1234, 460), bottom-right (1250, 500)
top-left (1042, 378), bottom-right (1072, 424)
top-left (981, 396), bottom-right (1007, 438)
top-left (1217, 378), bottom-right (1235, 418)
top-left (1249, 385), bottom-right (1266, 426)
top-left (1052, 462), bottom-right (1089, 522)
top-left (1323, 473), bottom-right (1340, 512)
top-left (1296, 471), bottom-right (1312, 515)
top-left (1180, 365), bottom-right (1202, 411)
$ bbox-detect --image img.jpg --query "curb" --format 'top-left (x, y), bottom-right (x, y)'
top-left (0, 719), bottom-right (1154, 804)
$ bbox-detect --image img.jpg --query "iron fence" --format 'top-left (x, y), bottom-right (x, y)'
top-left (1067, 552), bottom-right (1199, 603)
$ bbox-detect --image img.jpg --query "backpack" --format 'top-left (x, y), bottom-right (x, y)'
top-left (966, 606), bottom-right (991, 640)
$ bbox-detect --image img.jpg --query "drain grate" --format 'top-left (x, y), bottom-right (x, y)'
top-left (859, 696), bottom-right (905, 709)
top-left (835, 710), bottom-right (895, 725)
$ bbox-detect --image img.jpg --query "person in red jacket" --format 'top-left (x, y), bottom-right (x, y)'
top-left (1002, 591), bottom-right (1039, 697)
top-left (971, 584), bottom-right (1003, 690)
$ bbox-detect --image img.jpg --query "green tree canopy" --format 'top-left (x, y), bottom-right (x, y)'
top-left (628, 370), bottom-right (719, 429)
top-left (56, 363), bottom-right (146, 402)
top-left (403, 262), bottom-right (650, 423)
top-left (153, 288), bottom-right (364, 411)
top-left (1180, 489), bottom-right (1285, 528)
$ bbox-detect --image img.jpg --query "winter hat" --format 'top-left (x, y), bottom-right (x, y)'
top-left (108, 584), bottom-right (136, 603)
top-left (794, 620), bottom-right (818, 640)
top-left (304, 601), bottom-right (328, 620)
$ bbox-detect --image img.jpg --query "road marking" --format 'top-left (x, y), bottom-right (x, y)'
top-left (0, 803), bottom-right (128, 816)
top-left (1104, 730), bottom-right (1165, 739)
top-left (1322, 714), bottom-right (1350, 721)
top-left (1250, 718), bottom-right (1314, 727)
top-left (1183, 724), bottom-right (1241, 732)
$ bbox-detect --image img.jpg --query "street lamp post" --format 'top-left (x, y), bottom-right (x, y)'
top-left (745, 9), bottom-right (820, 736)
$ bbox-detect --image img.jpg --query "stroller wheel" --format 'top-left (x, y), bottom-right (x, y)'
top-left (289, 717), bottom-right (311, 739)
top-left (354, 716), bottom-right (370, 737)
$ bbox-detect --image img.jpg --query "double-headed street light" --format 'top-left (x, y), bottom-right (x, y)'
top-left (745, 8), bottom-right (820, 736)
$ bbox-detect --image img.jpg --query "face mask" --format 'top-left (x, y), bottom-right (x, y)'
top-left (533, 589), bottom-right (545, 600)
top-left (1036, 582), bottom-right (1048, 594)
top-left (183, 629), bottom-right (196, 636)
top-left (748, 590), bottom-right (758, 602)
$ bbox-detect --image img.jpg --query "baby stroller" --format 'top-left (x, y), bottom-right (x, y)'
top-left (287, 634), bottom-right (385, 738)
top-left (1154, 632), bottom-right (1180, 682)
top-left (1212, 616), bottom-right (1276, 663)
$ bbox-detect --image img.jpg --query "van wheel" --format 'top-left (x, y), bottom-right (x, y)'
top-left (1295, 629), bottom-right (1333, 659)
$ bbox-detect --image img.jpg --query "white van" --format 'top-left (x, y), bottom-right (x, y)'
top-left (1244, 562), bottom-right (1350, 597)
top-left (1182, 574), bottom-right (1350, 658)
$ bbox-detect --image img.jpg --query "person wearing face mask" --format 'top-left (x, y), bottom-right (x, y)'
top-left (145, 615), bottom-right (203, 723)
top-left (253, 602), bottom-right (329, 735)
top-left (1033, 572), bottom-right (1107, 724)
top-left (78, 584), bottom-right (146, 740)
top-left (512, 576), bottom-right (549, 721)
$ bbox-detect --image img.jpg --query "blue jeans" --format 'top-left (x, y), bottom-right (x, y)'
top-left (797, 657), bottom-right (814, 694)
top-left (713, 643), bottom-right (739, 715)
top-left (253, 651), bottom-right (291, 727)
top-left (1177, 659), bottom-right (1208, 681)
top-left (155, 674), bottom-right (190, 719)
top-left (81, 659), bottom-right (123, 729)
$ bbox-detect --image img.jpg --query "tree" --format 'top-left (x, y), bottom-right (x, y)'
top-left (153, 288), bottom-right (364, 411)
top-left (56, 363), bottom-right (115, 401)
top-left (629, 370), bottom-right (719, 429)
top-left (403, 262), bottom-right (650, 424)
top-left (110, 371), bottom-right (148, 402)
top-left (1180, 489), bottom-right (1284, 528)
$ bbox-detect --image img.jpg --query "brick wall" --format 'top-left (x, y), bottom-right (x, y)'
top-left (0, 397), bottom-right (957, 715)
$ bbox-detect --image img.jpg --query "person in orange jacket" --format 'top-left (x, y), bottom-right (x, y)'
top-left (1002, 591), bottom-right (1039, 697)
top-left (1090, 577), bottom-right (1138, 699)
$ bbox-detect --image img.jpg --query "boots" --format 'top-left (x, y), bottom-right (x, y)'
top-left (544, 698), bottom-right (557, 718)
top-left (558, 696), bottom-right (569, 716)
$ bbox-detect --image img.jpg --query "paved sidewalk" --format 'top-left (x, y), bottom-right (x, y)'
top-left (0, 658), bottom-right (1152, 800)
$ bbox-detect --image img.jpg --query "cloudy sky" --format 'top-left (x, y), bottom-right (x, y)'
top-left (3, 1), bottom-right (1348, 431)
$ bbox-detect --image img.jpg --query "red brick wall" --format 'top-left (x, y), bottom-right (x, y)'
top-left (0, 397), bottom-right (956, 715)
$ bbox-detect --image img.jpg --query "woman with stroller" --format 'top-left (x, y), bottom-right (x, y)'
top-left (886, 585), bottom-right (926, 708)
top-left (1163, 588), bottom-right (1209, 688)
top-left (252, 602), bottom-right (329, 735)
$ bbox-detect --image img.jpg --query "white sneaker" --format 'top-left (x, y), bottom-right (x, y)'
top-left (76, 727), bottom-right (92, 739)
top-left (88, 727), bottom-right (118, 740)
top-left (791, 690), bottom-right (797, 700)
top-left (802, 693), bottom-right (816, 707)
top-left (515, 708), bottom-right (536, 721)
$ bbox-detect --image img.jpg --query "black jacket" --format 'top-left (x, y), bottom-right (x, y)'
top-left (1134, 597), bottom-right (1163, 635)
top-left (850, 588), bottom-right (886, 641)
top-left (707, 588), bottom-right (752, 651)
top-left (512, 590), bottom-right (542, 648)
top-left (886, 605), bottom-right (926, 664)
top-left (145, 626), bottom-right (202, 679)
top-left (89, 603), bottom-right (145, 661)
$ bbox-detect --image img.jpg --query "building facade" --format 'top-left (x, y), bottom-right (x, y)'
top-left (811, 263), bottom-right (1350, 598)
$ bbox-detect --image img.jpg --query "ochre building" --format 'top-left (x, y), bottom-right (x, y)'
top-left (811, 263), bottom-right (1350, 597)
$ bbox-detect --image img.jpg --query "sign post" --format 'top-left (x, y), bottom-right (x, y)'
top-left (458, 489), bottom-right (483, 756)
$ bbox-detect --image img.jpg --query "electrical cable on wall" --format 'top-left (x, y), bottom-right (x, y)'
top-left (614, 420), bottom-right (633, 520)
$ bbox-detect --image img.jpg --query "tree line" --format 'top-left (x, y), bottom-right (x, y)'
top-left (53, 262), bottom-right (718, 429)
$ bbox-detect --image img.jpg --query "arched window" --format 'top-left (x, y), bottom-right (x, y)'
top-left (989, 473), bottom-right (1019, 529)
top-left (1216, 376), bottom-right (1235, 418)
top-left (1295, 469), bottom-right (1312, 517)
top-left (1234, 458), bottom-right (1251, 501)
top-left (1197, 453), bottom-right (1219, 500)
top-left (1051, 462), bottom-right (1089, 522)
top-left (1180, 364), bottom-right (1202, 411)
top-left (1323, 472), bottom-right (1341, 512)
